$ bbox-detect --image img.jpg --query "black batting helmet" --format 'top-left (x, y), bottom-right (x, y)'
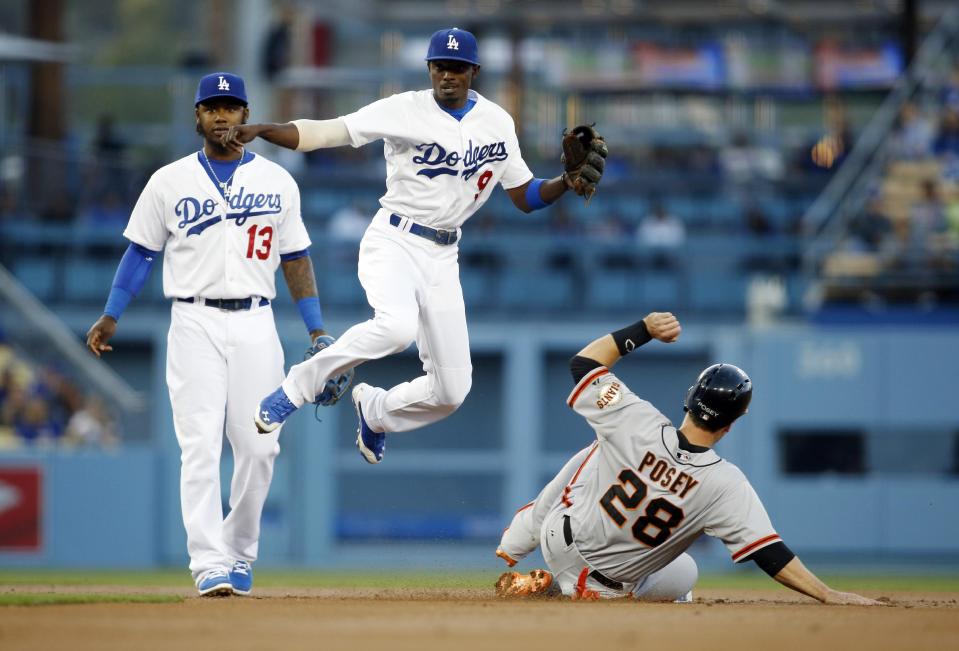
top-left (683, 364), bottom-right (752, 430)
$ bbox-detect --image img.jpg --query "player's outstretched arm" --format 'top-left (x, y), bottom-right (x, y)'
top-left (222, 122), bottom-right (300, 151)
top-left (576, 312), bottom-right (681, 368)
top-left (505, 124), bottom-right (609, 212)
top-left (771, 557), bottom-right (885, 605)
top-left (222, 119), bottom-right (350, 153)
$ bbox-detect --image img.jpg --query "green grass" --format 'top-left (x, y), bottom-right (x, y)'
top-left (0, 593), bottom-right (183, 607)
top-left (0, 570), bottom-right (191, 587)
top-left (0, 570), bottom-right (956, 593)
top-left (0, 569), bottom-right (494, 589)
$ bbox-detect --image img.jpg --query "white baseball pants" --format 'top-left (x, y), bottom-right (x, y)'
top-left (540, 505), bottom-right (698, 601)
top-left (166, 300), bottom-right (284, 578)
top-left (283, 210), bottom-right (472, 433)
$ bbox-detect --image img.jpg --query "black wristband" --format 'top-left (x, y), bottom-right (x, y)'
top-left (611, 319), bottom-right (652, 356)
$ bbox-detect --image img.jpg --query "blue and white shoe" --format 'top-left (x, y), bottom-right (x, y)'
top-left (255, 386), bottom-right (297, 434)
top-left (353, 383), bottom-right (386, 464)
top-left (196, 567), bottom-right (233, 597)
top-left (229, 560), bottom-right (253, 596)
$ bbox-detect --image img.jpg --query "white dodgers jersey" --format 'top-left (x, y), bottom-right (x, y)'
top-left (341, 89), bottom-right (533, 230)
top-left (123, 152), bottom-right (311, 300)
top-left (563, 366), bottom-right (781, 584)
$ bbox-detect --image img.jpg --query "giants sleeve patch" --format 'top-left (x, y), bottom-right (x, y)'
top-left (595, 380), bottom-right (622, 409)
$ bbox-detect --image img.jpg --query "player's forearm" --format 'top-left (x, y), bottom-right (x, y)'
top-left (281, 255), bottom-right (319, 301)
top-left (576, 334), bottom-right (622, 368)
top-left (538, 175), bottom-right (569, 203)
top-left (576, 316), bottom-right (655, 368)
top-left (245, 122), bottom-right (301, 150)
top-left (511, 176), bottom-right (568, 213)
top-left (771, 557), bottom-right (832, 602)
top-left (281, 256), bottom-right (325, 337)
top-left (103, 243), bottom-right (159, 321)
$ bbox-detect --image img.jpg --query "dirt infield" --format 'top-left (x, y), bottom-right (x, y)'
top-left (1, 587), bottom-right (956, 651)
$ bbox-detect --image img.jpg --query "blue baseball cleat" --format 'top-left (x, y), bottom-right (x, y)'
top-left (353, 383), bottom-right (386, 464)
top-left (196, 567), bottom-right (233, 597)
top-left (255, 386), bottom-right (297, 434)
top-left (229, 560), bottom-right (253, 596)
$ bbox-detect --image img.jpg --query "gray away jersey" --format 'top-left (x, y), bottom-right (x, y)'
top-left (563, 366), bottom-right (781, 584)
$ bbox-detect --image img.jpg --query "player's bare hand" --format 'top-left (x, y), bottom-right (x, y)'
top-left (221, 124), bottom-right (259, 152)
top-left (86, 315), bottom-right (117, 357)
top-left (823, 590), bottom-right (887, 606)
top-left (643, 312), bottom-right (681, 343)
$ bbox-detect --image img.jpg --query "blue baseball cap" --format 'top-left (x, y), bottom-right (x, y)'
top-left (425, 28), bottom-right (480, 66)
top-left (195, 72), bottom-right (248, 106)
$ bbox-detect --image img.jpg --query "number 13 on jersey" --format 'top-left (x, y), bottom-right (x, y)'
top-left (246, 224), bottom-right (273, 260)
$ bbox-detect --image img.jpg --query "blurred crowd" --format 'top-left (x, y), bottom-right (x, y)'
top-left (827, 67), bottom-right (959, 300)
top-left (0, 339), bottom-right (118, 450)
top-left (1, 43), bottom-right (957, 315)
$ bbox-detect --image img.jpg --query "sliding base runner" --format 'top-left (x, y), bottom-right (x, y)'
top-left (495, 312), bottom-right (883, 606)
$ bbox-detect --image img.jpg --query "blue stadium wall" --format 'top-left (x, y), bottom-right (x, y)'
top-left (1, 316), bottom-right (957, 570)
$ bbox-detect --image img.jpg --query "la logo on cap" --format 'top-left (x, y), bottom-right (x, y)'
top-left (447, 34), bottom-right (459, 50)
top-left (218, 76), bottom-right (230, 91)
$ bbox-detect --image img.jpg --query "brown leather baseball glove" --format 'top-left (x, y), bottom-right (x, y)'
top-left (561, 124), bottom-right (608, 203)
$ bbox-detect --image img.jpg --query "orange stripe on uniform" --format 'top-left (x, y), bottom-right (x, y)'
top-left (514, 501), bottom-right (534, 515)
top-left (732, 534), bottom-right (782, 562)
top-left (576, 567), bottom-right (590, 595)
top-left (561, 442), bottom-right (599, 507)
top-left (566, 367), bottom-right (609, 407)
top-left (574, 567), bottom-right (600, 601)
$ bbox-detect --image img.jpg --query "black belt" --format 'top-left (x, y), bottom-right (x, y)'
top-left (177, 297), bottom-right (269, 310)
top-left (389, 213), bottom-right (458, 246)
top-left (563, 515), bottom-right (624, 591)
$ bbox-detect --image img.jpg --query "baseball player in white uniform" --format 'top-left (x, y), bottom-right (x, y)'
top-left (494, 312), bottom-right (882, 606)
top-left (86, 73), bottom-right (330, 597)
top-left (223, 27), bottom-right (601, 463)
